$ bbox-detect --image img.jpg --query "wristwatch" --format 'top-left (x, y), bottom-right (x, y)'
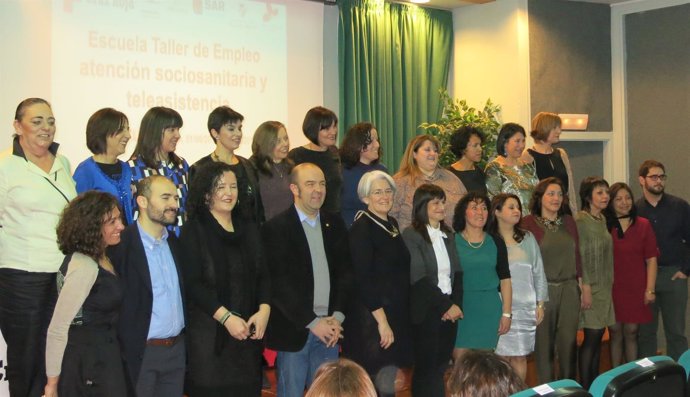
top-left (502, 313), bottom-right (512, 319)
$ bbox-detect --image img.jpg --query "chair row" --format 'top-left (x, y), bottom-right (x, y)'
top-left (512, 354), bottom-right (690, 397)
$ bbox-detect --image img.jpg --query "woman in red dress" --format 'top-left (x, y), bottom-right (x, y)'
top-left (605, 182), bottom-right (658, 366)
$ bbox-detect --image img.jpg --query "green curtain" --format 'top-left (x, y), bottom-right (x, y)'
top-left (338, 0), bottom-right (453, 171)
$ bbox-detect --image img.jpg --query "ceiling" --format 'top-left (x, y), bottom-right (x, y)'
top-left (409, 0), bottom-right (631, 11)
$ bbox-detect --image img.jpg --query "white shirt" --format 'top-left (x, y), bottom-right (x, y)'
top-left (0, 140), bottom-right (77, 272)
top-left (427, 224), bottom-right (452, 294)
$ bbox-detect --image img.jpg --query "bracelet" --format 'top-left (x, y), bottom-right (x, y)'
top-left (537, 303), bottom-right (545, 309)
top-left (646, 290), bottom-right (655, 295)
top-left (502, 313), bottom-right (512, 319)
top-left (218, 311), bottom-right (232, 325)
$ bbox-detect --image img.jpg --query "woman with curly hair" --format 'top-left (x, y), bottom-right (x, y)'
top-left (44, 191), bottom-right (127, 397)
top-left (339, 122), bottom-right (387, 227)
top-left (179, 161), bottom-right (270, 396)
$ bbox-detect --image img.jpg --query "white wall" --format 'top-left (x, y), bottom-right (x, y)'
top-left (452, 0), bottom-right (531, 128)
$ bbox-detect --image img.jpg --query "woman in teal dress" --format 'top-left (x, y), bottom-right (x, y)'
top-left (453, 192), bottom-right (512, 359)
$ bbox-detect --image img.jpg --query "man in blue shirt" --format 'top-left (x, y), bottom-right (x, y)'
top-left (109, 175), bottom-right (186, 396)
top-left (637, 160), bottom-right (690, 360)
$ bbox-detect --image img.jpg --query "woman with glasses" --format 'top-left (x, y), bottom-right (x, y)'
top-left (343, 171), bottom-right (412, 397)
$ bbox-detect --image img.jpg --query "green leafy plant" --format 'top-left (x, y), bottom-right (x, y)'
top-left (420, 89), bottom-right (502, 169)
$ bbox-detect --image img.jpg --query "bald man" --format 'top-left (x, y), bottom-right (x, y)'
top-left (262, 163), bottom-right (352, 397)
top-left (108, 175), bottom-right (186, 397)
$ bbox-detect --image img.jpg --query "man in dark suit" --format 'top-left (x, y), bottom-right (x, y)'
top-left (109, 175), bottom-right (186, 397)
top-left (262, 163), bottom-right (352, 397)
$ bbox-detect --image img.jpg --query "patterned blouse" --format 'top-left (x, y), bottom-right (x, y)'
top-left (129, 156), bottom-right (190, 236)
top-left (485, 159), bottom-right (539, 215)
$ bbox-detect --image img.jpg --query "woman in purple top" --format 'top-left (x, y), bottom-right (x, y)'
top-left (249, 121), bottom-right (293, 222)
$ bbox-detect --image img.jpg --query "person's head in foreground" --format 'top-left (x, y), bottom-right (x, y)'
top-left (305, 358), bottom-right (377, 397)
top-left (447, 350), bottom-right (526, 397)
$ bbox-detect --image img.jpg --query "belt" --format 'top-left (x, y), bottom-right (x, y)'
top-left (147, 333), bottom-right (181, 347)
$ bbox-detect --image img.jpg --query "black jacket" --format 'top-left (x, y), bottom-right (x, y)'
top-left (261, 206), bottom-right (352, 351)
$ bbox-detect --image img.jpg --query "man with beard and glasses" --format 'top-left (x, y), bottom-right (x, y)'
top-left (636, 160), bottom-right (690, 360)
top-left (262, 163), bottom-right (352, 397)
top-left (108, 175), bottom-right (186, 396)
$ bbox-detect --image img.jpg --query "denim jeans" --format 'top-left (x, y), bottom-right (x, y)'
top-left (276, 332), bottom-right (339, 397)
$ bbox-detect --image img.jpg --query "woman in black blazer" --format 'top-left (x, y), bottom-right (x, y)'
top-left (402, 184), bottom-right (463, 397)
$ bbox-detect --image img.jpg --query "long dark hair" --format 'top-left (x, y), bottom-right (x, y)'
top-left (488, 193), bottom-right (526, 243)
top-left (604, 182), bottom-right (638, 239)
top-left (411, 184), bottom-right (452, 243)
top-left (250, 120), bottom-right (293, 176)
top-left (130, 107), bottom-right (183, 168)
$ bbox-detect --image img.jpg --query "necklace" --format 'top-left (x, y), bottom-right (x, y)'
top-left (354, 210), bottom-right (399, 238)
top-left (462, 231), bottom-right (485, 249)
top-left (271, 162), bottom-right (285, 179)
top-left (211, 150), bottom-right (236, 165)
top-left (536, 215), bottom-right (562, 232)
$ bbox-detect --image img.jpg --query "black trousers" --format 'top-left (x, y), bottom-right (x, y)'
top-left (411, 312), bottom-right (457, 397)
top-left (0, 268), bottom-right (55, 397)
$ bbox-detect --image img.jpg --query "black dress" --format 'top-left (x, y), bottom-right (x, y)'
top-left (527, 148), bottom-right (570, 193)
top-left (287, 146), bottom-right (343, 214)
top-left (342, 211), bottom-right (414, 393)
top-left (57, 255), bottom-right (127, 397)
top-left (189, 155), bottom-right (265, 224)
top-left (179, 211), bottom-right (270, 397)
top-left (447, 166), bottom-right (488, 195)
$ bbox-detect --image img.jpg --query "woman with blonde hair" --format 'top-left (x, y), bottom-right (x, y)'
top-left (521, 112), bottom-right (578, 214)
top-left (305, 359), bottom-right (377, 397)
top-left (391, 134), bottom-right (467, 231)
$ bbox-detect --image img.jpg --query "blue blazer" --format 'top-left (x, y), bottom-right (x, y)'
top-left (107, 223), bottom-right (186, 386)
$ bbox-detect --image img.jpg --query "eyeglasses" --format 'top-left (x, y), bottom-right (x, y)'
top-left (645, 174), bottom-right (667, 182)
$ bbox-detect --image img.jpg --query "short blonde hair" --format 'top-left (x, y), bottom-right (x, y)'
top-left (305, 359), bottom-right (377, 397)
